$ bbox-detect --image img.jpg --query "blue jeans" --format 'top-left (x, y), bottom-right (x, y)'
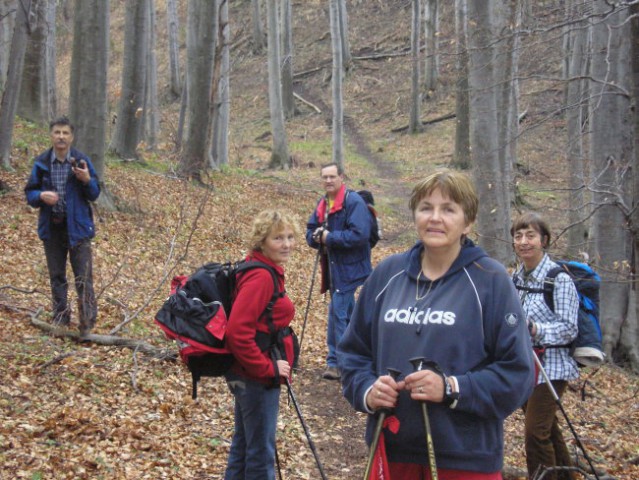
top-left (224, 372), bottom-right (281, 480)
top-left (327, 289), bottom-right (355, 368)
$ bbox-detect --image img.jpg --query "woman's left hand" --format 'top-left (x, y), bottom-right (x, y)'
top-left (404, 369), bottom-right (445, 403)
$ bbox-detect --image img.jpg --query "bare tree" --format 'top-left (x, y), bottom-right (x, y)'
top-left (409, 0), bottom-right (422, 134)
top-left (280, 0), bottom-right (295, 119)
top-left (166, 0), bottom-right (181, 98)
top-left (18, 0), bottom-right (56, 124)
top-left (180, 0), bottom-right (216, 179)
top-left (68, 0), bottom-right (111, 208)
top-left (329, 0), bottom-right (343, 170)
top-left (110, 0), bottom-right (150, 160)
top-left (589, 2), bottom-right (633, 364)
top-left (423, 0), bottom-right (439, 94)
top-left (0, 0), bottom-right (31, 169)
top-left (452, 0), bottom-right (470, 169)
top-left (266, 0), bottom-right (289, 169)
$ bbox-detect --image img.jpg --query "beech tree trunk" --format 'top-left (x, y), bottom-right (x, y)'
top-left (110, 0), bottom-right (150, 160)
top-left (329, 0), bottom-right (343, 170)
top-left (144, 0), bottom-right (159, 150)
top-left (0, 0), bottom-right (16, 96)
top-left (408, 0), bottom-right (422, 134)
top-left (0, 0), bottom-right (30, 169)
top-left (452, 0), bottom-right (470, 169)
top-left (280, 0), bottom-right (295, 119)
top-left (266, 0), bottom-right (289, 169)
top-left (423, 0), bottom-right (439, 94)
top-left (251, 0), bottom-right (266, 54)
top-left (211, 0), bottom-right (229, 168)
top-left (18, 0), bottom-right (56, 124)
top-left (180, 0), bottom-right (216, 179)
top-left (166, 0), bottom-right (181, 98)
top-left (466, 0), bottom-right (511, 264)
top-left (68, 0), bottom-right (111, 208)
top-left (590, 1), bottom-right (633, 366)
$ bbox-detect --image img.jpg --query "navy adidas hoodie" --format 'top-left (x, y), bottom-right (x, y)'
top-left (338, 239), bottom-right (535, 473)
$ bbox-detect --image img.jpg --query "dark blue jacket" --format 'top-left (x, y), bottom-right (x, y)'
top-left (25, 147), bottom-right (100, 247)
top-left (338, 240), bottom-right (535, 472)
top-left (306, 187), bottom-right (372, 293)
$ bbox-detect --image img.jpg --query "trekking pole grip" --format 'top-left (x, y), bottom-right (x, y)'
top-left (409, 357), bottom-right (439, 480)
top-left (362, 368), bottom-right (401, 480)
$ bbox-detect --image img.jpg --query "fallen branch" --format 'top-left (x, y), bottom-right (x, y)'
top-left (294, 92), bottom-right (322, 113)
top-left (38, 352), bottom-right (78, 371)
top-left (30, 316), bottom-right (176, 360)
top-left (391, 113), bottom-right (456, 133)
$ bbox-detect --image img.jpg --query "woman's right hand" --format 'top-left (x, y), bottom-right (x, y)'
top-left (277, 359), bottom-right (290, 379)
top-left (366, 374), bottom-right (401, 411)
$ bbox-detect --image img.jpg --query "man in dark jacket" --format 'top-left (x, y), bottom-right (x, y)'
top-left (25, 117), bottom-right (101, 338)
top-left (306, 163), bottom-right (372, 380)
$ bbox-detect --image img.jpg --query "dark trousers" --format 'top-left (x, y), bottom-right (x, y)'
top-left (524, 381), bottom-right (576, 480)
top-left (43, 222), bottom-right (97, 331)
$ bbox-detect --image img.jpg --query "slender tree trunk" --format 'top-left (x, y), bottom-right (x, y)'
top-left (0, 0), bottom-right (31, 169)
top-left (212, 0), bottom-right (229, 168)
top-left (166, 0), bottom-right (181, 98)
top-left (329, 0), bottom-right (343, 170)
top-left (590, 1), bottom-right (633, 363)
top-left (0, 0), bottom-right (16, 97)
top-left (144, 0), bottom-right (159, 150)
top-left (266, 0), bottom-right (289, 169)
top-left (18, 0), bottom-right (56, 124)
top-left (630, 1), bottom-right (639, 371)
top-left (110, 0), bottom-right (150, 160)
top-left (423, 0), bottom-right (439, 94)
top-left (251, 0), bottom-right (265, 54)
top-left (280, 0), bottom-right (295, 119)
top-left (452, 0), bottom-right (470, 169)
top-left (69, 0), bottom-right (111, 209)
top-left (409, 0), bottom-right (422, 134)
top-left (564, 0), bottom-right (590, 256)
top-left (337, 0), bottom-right (351, 71)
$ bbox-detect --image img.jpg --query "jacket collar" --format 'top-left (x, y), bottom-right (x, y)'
top-left (316, 184), bottom-right (347, 223)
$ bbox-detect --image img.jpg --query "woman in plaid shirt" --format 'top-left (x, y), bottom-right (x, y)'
top-left (511, 212), bottom-right (579, 480)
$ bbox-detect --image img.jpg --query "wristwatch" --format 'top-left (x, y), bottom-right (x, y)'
top-left (442, 373), bottom-right (460, 408)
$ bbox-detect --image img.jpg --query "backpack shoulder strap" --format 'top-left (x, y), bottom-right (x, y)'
top-left (235, 261), bottom-right (283, 333)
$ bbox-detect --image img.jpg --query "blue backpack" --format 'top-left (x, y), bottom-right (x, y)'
top-left (516, 260), bottom-right (605, 367)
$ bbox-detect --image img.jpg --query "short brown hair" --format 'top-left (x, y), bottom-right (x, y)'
top-left (510, 212), bottom-right (551, 247)
top-left (248, 210), bottom-right (300, 252)
top-left (408, 169), bottom-right (478, 223)
top-left (50, 116), bottom-right (74, 133)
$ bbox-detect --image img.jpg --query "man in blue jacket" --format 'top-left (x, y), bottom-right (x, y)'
top-left (25, 117), bottom-right (101, 338)
top-left (306, 163), bottom-right (372, 380)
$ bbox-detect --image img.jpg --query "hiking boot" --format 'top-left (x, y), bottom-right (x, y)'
top-left (78, 326), bottom-right (93, 342)
top-left (322, 367), bottom-right (341, 380)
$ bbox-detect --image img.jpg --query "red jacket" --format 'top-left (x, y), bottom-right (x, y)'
top-left (225, 252), bottom-right (295, 384)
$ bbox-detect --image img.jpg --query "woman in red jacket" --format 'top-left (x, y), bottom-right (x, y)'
top-left (224, 210), bottom-right (299, 480)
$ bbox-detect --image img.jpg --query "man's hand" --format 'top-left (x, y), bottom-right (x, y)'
top-left (72, 159), bottom-right (90, 184)
top-left (313, 227), bottom-right (328, 244)
top-left (40, 191), bottom-right (59, 206)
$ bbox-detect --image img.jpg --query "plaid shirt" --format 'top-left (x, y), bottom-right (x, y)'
top-left (50, 151), bottom-right (72, 216)
top-left (513, 254), bottom-right (579, 382)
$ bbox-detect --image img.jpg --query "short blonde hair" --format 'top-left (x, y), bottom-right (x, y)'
top-left (248, 210), bottom-right (300, 252)
top-left (408, 169), bottom-right (478, 223)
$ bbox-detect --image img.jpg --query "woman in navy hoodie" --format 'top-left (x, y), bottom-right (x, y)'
top-left (338, 170), bottom-right (535, 479)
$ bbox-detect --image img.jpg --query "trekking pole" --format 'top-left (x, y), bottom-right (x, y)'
top-left (299, 248), bottom-right (321, 355)
top-left (532, 352), bottom-right (601, 480)
top-left (363, 368), bottom-right (401, 480)
top-left (409, 357), bottom-right (439, 480)
top-left (284, 377), bottom-right (329, 480)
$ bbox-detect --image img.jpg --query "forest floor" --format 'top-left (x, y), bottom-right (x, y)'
top-left (2, 1), bottom-right (639, 479)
